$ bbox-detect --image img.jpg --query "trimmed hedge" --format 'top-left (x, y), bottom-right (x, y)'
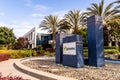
top-left (104, 46), bottom-right (118, 49)
top-left (0, 50), bottom-right (37, 58)
top-left (0, 54), bottom-right (10, 61)
top-left (104, 49), bottom-right (119, 54)
top-left (44, 51), bottom-right (55, 57)
top-left (84, 46), bottom-right (119, 50)
top-left (83, 46), bottom-right (119, 56)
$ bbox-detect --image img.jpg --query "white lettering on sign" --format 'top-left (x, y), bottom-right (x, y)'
top-left (63, 42), bottom-right (76, 55)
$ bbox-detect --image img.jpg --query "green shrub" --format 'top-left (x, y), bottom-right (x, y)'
top-left (10, 50), bottom-right (26, 58)
top-left (24, 49), bottom-right (37, 57)
top-left (83, 47), bottom-right (88, 49)
top-left (83, 46), bottom-right (119, 56)
top-left (0, 50), bottom-right (37, 58)
top-left (31, 50), bottom-right (37, 56)
top-left (0, 45), bottom-right (7, 50)
top-left (40, 50), bottom-right (45, 54)
top-left (104, 46), bottom-right (118, 49)
top-left (25, 50), bottom-right (32, 57)
top-left (36, 45), bottom-right (43, 50)
top-left (104, 46), bottom-right (119, 54)
top-left (84, 52), bottom-right (88, 57)
top-left (104, 49), bottom-right (119, 54)
top-left (84, 49), bottom-right (88, 52)
top-left (44, 51), bottom-right (55, 57)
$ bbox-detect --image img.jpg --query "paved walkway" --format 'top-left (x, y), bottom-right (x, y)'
top-left (0, 59), bottom-right (39, 80)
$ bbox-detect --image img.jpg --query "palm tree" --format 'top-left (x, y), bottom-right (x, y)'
top-left (40, 14), bottom-right (60, 49)
top-left (86, 0), bottom-right (120, 25)
top-left (86, 0), bottom-right (120, 46)
top-left (107, 17), bottom-right (120, 47)
top-left (58, 19), bottom-right (71, 33)
top-left (64, 10), bottom-right (86, 34)
top-left (113, 0), bottom-right (120, 9)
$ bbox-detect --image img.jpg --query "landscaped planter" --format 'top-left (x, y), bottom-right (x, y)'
top-left (0, 54), bottom-right (10, 61)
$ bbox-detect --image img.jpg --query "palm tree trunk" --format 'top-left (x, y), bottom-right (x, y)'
top-left (52, 32), bottom-right (56, 51)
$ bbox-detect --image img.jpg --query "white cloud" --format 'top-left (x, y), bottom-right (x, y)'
top-left (24, 0), bottom-right (50, 12)
top-left (31, 13), bottom-right (45, 17)
top-left (14, 28), bottom-right (30, 37)
top-left (0, 20), bottom-right (38, 38)
top-left (24, 0), bottom-right (32, 7)
top-left (0, 22), bottom-right (6, 26)
top-left (34, 4), bottom-right (50, 12)
top-left (52, 10), bottom-right (68, 19)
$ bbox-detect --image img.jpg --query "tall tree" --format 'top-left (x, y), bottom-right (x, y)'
top-left (77, 27), bottom-right (88, 46)
top-left (86, 0), bottom-right (120, 25)
top-left (113, 0), bottom-right (120, 9)
top-left (40, 14), bottom-right (60, 49)
top-left (107, 17), bottom-right (120, 47)
top-left (58, 19), bottom-right (71, 33)
top-left (14, 37), bottom-right (29, 49)
top-left (0, 26), bottom-right (16, 49)
top-left (64, 10), bottom-right (86, 34)
top-left (86, 0), bottom-right (120, 46)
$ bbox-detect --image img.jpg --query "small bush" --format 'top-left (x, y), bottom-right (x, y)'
top-left (46, 48), bottom-right (54, 52)
top-left (40, 50), bottom-right (45, 54)
top-left (10, 50), bottom-right (26, 58)
top-left (44, 51), bottom-right (55, 57)
top-left (83, 46), bottom-right (119, 57)
top-left (104, 46), bottom-right (118, 49)
top-left (83, 47), bottom-right (88, 49)
top-left (84, 52), bottom-right (88, 57)
top-left (36, 45), bottom-right (44, 54)
top-left (31, 50), bottom-right (37, 56)
top-left (104, 49), bottom-right (119, 54)
top-left (25, 50), bottom-right (32, 57)
top-left (24, 50), bottom-right (37, 57)
top-left (0, 50), bottom-right (37, 58)
top-left (0, 54), bottom-right (10, 61)
top-left (36, 45), bottom-right (43, 50)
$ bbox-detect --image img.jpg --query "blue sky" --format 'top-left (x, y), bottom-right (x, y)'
top-left (0, 0), bottom-right (114, 38)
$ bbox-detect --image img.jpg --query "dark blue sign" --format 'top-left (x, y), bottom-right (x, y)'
top-left (55, 33), bottom-right (72, 64)
top-left (87, 15), bottom-right (105, 67)
top-left (63, 35), bottom-right (84, 68)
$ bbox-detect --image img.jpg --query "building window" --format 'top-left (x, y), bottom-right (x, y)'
top-left (41, 36), bottom-right (48, 40)
top-left (31, 32), bottom-right (32, 40)
top-left (37, 33), bottom-right (41, 40)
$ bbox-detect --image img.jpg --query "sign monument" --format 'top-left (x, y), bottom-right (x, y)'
top-left (87, 15), bottom-right (105, 67)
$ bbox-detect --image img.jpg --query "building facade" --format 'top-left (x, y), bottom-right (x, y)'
top-left (23, 27), bottom-right (52, 48)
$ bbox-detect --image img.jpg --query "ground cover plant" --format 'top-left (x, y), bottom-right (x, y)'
top-left (0, 73), bottom-right (30, 80)
top-left (84, 46), bottom-right (119, 57)
top-left (0, 49), bottom-right (37, 58)
top-left (0, 54), bottom-right (10, 61)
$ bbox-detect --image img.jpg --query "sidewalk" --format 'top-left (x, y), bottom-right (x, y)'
top-left (0, 59), bottom-right (39, 80)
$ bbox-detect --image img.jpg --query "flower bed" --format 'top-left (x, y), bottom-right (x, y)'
top-left (0, 73), bottom-right (29, 80)
top-left (0, 50), bottom-right (37, 58)
top-left (0, 54), bottom-right (10, 61)
top-left (22, 59), bottom-right (120, 80)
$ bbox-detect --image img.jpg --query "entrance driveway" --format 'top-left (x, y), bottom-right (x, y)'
top-left (0, 59), bottom-right (39, 80)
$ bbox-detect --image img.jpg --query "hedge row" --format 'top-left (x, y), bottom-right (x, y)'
top-left (104, 46), bottom-right (118, 49)
top-left (0, 54), bottom-right (10, 61)
top-left (0, 50), bottom-right (37, 58)
top-left (83, 46), bottom-right (119, 56)
top-left (84, 46), bottom-right (119, 50)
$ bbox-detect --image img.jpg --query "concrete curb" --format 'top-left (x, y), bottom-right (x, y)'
top-left (14, 57), bottom-right (77, 80)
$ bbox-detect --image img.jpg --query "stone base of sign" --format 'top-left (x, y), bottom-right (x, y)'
top-left (63, 35), bottom-right (84, 68)
top-left (55, 33), bottom-right (73, 64)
